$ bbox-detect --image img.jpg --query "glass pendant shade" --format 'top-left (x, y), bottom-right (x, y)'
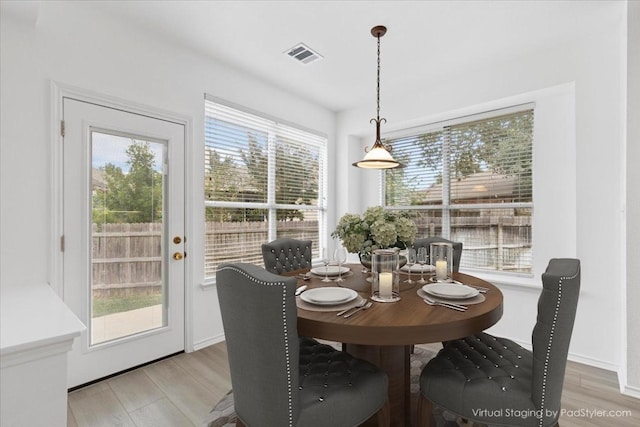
top-left (353, 141), bottom-right (400, 169)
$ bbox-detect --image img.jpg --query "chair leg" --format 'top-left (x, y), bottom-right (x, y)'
top-left (376, 398), bottom-right (390, 427)
top-left (417, 393), bottom-right (436, 427)
top-left (235, 419), bottom-right (246, 427)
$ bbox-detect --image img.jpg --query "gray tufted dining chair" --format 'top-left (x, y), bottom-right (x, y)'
top-left (413, 237), bottom-right (463, 272)
top-left (417, 258), bottom-right (580, 427)
top-left (262, 238), bottom-right (313, 275)
top-left (217, 263), bottom-right (390, 427)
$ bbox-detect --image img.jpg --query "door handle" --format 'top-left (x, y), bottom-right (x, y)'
top-left (173, 252), bottom-right (184, 261)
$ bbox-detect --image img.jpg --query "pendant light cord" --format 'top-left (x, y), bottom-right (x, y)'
top-left (376, 33), bottom-right (381, 122)
top-left (371, 29), bottom-right (386, 145)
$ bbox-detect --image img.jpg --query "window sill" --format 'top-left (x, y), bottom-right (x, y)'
top-left (200, 278), bottom-right (216, 290)
top-left (460, 269), bottom-right (540, 290)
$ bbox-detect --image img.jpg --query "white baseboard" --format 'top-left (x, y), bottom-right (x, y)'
top-left (509, 337), bottom-right (620, 373)
top-left (622, 384), bottom-right (640, 399)
top-left (566, 352), bottom-right (620, 372)
top-left (191, 333), bottom-right (225, 352)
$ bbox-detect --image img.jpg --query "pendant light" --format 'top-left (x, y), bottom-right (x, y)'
top-left (353, 25), bottom-right (403, 169)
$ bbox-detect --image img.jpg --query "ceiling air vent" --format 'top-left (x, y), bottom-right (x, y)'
top-left (284, 43), bottom-right (323, 65)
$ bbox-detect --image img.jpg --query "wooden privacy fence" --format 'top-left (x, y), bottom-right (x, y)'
top-left (92, 223), bottom-right (162, 298)
top-left (93, 215), bottom-right (531, 297)
top-left (417, 215), bottom-right (532, 273)
top-left (204, 221), bottom-right (319, 277)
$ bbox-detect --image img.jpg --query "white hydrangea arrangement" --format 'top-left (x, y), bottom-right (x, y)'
top-left (332, 206), bottom-right (417, 258)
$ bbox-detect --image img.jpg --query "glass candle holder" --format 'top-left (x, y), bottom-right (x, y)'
top-left (371, 249), bottom-right (400, 302)
top-left (430, 242), bottom-right (453, 282)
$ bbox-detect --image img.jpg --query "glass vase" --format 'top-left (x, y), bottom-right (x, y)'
top-left (371, 249), bottom-right (400, 302)
top-left (430, 242), bottom-right (453, 282)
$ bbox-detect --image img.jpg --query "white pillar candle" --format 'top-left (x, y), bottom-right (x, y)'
top-left (379, 272), bottom-right (393, 298)
top-left (435, 260), bottom-right (448, 281)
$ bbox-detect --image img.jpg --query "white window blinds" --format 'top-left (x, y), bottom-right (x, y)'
top-left (204, 97), bottom-right (327, 278)
top-left (385, 107), bottom-right (534, 274)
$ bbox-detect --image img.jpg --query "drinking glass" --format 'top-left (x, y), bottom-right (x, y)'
top-left (322, 248), bottom-right (332, 282)
top-left (404, 248), bottom-right (416, 284)
top-left (417, 246), bottom-right (428, 284)
top-left (334, 245), bottom-right (347, 283)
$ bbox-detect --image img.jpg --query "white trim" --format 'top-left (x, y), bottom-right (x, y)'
top-left (465, 269), bottom-right (538, 289)
top-left (509, 337), bottom-right (622, 374)
top-left (192, 333), bottom-right (226, 352)
top-left (567, 352), bottom-right (622, 374)
top-left (49, 81), bottom-right (194, 353)
top-left (50, 83), bottom-right (65, 298)
top-left (619, 9), bottom-right (629, 396)
top-left (622, 384), bottom-right (640, 399)
top-left (200, 279), bottom-right (217, 289)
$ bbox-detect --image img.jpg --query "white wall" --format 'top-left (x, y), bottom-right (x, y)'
top-left (0, 2), bottom-right (335, 349)
top-left (336, 4), bottom-right (627, 373)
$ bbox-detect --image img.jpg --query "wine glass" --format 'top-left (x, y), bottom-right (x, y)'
top-left (322, 248), bottom-right (332, 282)
top-left (417, 247), bottom-right (428, 284)
top-left (334, 245), bottom-right (347, 283)
top-left (404, 247), bottom-right (416, 284)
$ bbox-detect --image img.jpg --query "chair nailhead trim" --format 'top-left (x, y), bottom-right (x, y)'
top-left (538, 269), bottom-right (579, 427)
top-left (219, 266), bottom-right (295, 427)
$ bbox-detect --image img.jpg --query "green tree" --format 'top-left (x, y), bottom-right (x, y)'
top-left (205, 130), bottom-right (320, 223)
top-left (205, 144), bottom-right (266, 222)
top-left (274, 140), bottom-right (319, 220)
top-left (93, 141), bottom-right (163, 224)
top-left (240, 135), bottom-right (268, 202)
top-left (384, 111), bottom-right (533, 206)
top-left (416, 113), bottom-right (532, 184)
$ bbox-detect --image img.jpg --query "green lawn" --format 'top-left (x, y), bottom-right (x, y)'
top-left (93, 293), bottom-right (163, 318)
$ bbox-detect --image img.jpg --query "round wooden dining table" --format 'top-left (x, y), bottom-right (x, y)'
top-left (290, 265), bottom-right (503, 427)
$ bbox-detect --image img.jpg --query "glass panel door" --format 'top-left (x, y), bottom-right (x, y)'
top-left (63, 97), bottom-right (185, 388)
top-left (91, 132), bottom-right (166, 345)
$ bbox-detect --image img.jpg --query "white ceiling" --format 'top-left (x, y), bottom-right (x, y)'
top-left (22, 1), bottom-right (622, 112)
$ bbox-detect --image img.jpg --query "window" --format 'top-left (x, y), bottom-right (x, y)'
top-left (384, 106), bottom-right (534, 274)
top-left (204, 97), bottom-right (327, 279)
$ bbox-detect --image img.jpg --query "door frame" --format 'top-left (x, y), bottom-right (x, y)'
top-left (50, 81), bottom-right (194, 352)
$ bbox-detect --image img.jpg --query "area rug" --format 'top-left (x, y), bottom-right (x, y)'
top-left (202, 346), bottom-right (484, 427)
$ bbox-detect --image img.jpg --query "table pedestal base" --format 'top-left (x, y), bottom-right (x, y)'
top-left (345, 344), bottom-right (411, 427)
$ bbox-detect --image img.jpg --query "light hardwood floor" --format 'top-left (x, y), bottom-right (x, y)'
top-left (67, 342), bottom-right (639, 427)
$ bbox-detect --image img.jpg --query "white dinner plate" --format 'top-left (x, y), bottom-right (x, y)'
top-left (300, 288), bottom-right (358, 305)
top-left (310, 266), bottom-right (351, 276)
top-left (422, 283), bottom-right (479, 300)
top-left (401, 264), bottom-right (435, 273)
